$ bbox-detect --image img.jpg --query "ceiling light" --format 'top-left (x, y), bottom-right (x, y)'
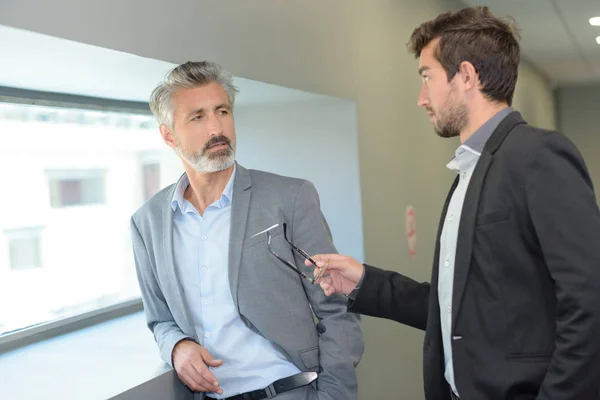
top-left (596, 36), bottom-right (600, 45)
top-left (590, 17), bottom-right (600, 26)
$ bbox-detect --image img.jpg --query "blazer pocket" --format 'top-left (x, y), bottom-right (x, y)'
top-left (243, 228), bottom-right (283, 249)
top-left (505, 353), bottom-right (552, 362)
top-left (299, 346), bottom-right (320, 369)
top-left (477, 207), bottom-right (510, 227)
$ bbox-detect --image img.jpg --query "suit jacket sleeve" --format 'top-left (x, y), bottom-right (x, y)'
top-left (290, 181), bottom-right (364, 400)
top-left (525, 133), bottom-right (600, 399)
top-left (348, 264), bottom-right (429, 331)
top-left (131, 217), bottom-right (191, 367)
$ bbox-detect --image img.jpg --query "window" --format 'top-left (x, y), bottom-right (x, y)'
top-left (6, 227), bottom-right (43, 270)
top-left (142, 163), bottom-right (161, 201)
top-left (47, 170), bottom-right (106, 207)
top-left (0, 99), bottom-right (180, 337)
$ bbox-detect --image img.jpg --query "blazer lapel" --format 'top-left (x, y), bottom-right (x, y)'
top-left (228, 164), bottom-right (252, 312)
top-left (162, 175), bottom-right (192, 329)
top-left (451, 151), bottom-right (492, 329)
top-left (451, 112), bottom-right (527, 328)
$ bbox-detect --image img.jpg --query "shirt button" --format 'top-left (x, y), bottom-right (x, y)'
top-left (447, 305), bottom-right (452, 313)
top-left (204, 300), bottom-right (211, 305)
top-left (205, 332), bottom-right (211, 338)
top-left (201, 236), bottom-right (207, 241)
top-left (444, 260), bottom-right (450, 267)
top-left (448, 213), bottom-right (453, 221)
top-left (201, 267), bottom-right (208, 272)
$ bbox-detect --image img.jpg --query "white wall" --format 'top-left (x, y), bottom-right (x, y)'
top-left (235, 99), bottom-right (364, 261)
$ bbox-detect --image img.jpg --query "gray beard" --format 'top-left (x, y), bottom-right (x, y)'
top-left (175, 146), bottom-right (236, 173)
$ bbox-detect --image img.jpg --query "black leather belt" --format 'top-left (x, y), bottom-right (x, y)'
top-left (220, 372), bottom-right (318, 400)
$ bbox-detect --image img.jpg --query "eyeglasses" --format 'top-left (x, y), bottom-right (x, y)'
top-left (266, 222), bottom-right (328, 284)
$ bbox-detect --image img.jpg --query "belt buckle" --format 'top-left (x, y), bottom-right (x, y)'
top-left (265, 385), bottom-right (276, 399)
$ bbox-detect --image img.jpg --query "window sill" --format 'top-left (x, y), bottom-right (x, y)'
top-left (0, 298), bottom-right (144, 353)
top-left (0, 310), bottom-right (170, 399)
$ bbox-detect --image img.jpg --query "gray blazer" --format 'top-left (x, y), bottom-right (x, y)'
top-left (131, 164), bottom-right (364, 399)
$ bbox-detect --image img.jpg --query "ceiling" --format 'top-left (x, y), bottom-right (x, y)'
top-left (2, 1), bottom-right (598, 94)
top-left (0, 25), bottom-right (324, 105)
top-left (460, 0), bottom-right (600, 86)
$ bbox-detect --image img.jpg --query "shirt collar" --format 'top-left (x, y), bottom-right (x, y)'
top-left (462, 106), bottom-right (514, 154)
top-left (446, 107), bottom-right (513, 173)
top-left (171, 163), bottom-right (236, 212)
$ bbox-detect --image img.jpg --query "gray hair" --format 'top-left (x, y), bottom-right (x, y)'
top-left (149, 61), bottom-right (239, 128)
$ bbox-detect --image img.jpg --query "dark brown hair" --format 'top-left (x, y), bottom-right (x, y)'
top-left (408, 6), bottom-right (520, 105)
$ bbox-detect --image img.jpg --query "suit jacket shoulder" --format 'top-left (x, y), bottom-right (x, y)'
top-left (247, 168), bottom-right (311, 195)
top-left (132, 182), bottom-right (175, 222)
top-left (489, 114), bottom-right (590, 184)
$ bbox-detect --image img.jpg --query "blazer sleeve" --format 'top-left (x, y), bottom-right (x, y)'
top-left (525, 132), bottom-right (600, 400)
top-left (131, 217), bottom-right (191, 367)
top-left (349, 264), bottom-right (430, 331)
top-left (290, 181), bottom-right (364, 400)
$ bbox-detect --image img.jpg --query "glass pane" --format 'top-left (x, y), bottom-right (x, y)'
top-left (0, 102), bottom-right (180, 336)
top-left (142, 164), bottom-right (160, 201)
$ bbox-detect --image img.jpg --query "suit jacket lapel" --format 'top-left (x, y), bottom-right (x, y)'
top-left (451, 111), bottom-right (527, 328)
top-left (162, 176), bottom-right (191, 327)
top-left (228, 164), bottom-right (252, 312)
top-left (451, 151), bottom-right (492, 329)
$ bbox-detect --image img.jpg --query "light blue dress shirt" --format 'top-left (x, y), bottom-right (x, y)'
top-left (171, 165), bottom-right (300, 398)
top-left (438, 107), bottom-right (513, 396)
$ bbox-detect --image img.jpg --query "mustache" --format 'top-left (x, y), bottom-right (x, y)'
top-left (203, 135), bottom-right (232, 151)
